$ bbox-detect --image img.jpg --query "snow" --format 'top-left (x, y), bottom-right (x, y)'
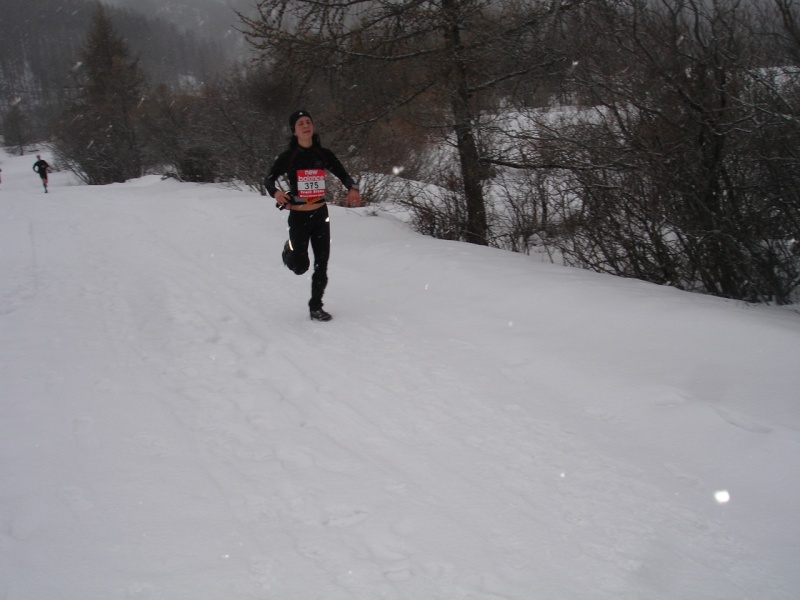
top-left (1, 148), bottom-right (799, 599)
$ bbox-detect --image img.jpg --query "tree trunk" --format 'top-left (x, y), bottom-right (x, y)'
top-left (443, 0), bottom-right (488, 246)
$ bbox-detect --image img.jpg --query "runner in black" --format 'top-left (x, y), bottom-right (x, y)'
top-left (264, 110), bottom-right (361, 321)
top-left (32, 155), bottom-right (50, 193)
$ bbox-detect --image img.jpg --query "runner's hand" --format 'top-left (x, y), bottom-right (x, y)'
top-left (346, 188), bottom-right (361, 208)
top-left (274, 190), bottom-right (290, 209)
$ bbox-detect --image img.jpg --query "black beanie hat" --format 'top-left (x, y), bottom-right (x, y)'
top-left (289, 109), bottom-right (312, 133)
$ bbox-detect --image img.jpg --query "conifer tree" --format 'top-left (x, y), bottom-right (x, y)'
top-left (55, 5), bottom-right (146, 184)
top-left (2, 104), bottom-right (29, 156)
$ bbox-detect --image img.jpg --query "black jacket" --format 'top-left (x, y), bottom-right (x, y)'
top-left (264, 139), bottom-right (356, 205)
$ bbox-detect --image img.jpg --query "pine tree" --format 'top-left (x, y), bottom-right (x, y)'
top-left (2, 104), bottom-right (29, 156)
top-left (54, 5), bottom-right (146, 184)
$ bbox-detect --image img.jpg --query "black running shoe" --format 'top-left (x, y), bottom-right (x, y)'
top-left (310, 308), bottom-right (332, 322)
top-left (282, 240), bottom-right (293, 269)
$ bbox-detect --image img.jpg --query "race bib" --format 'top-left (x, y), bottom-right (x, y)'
top-left (296, 169), bottom-right (326, 202)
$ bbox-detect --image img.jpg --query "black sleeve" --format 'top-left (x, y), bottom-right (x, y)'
top-left (264, 151), bottom-right (290, 198)
top-left (322, 148), bottom-right (356, 190)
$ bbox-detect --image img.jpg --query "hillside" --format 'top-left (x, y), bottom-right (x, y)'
top-left (1, 148), bottom-right (799, 599)
top-left (0, 0), bottom-right (233, 114)
top-left (102, 0), bottom-right (256, 57)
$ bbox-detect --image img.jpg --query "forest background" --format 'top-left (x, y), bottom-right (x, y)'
top-left (2, 0), bottom-right (799, 305)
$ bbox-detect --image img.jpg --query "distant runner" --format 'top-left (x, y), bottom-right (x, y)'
top-left (33, 155), bottom-right (50, 193)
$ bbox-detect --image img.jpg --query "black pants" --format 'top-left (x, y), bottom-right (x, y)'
top-left (284, 204), bottom-right (330, 310)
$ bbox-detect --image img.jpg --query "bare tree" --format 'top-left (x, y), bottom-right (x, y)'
top-left (490, 0), bottom-right (800, 303)
top-left (239, 0), bottom-right (580, 245)
top-left (203, 68), bottom-right (293, 192)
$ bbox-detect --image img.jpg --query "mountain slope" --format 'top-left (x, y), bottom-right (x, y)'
top-left (0, 0), bottom-right (229, 113)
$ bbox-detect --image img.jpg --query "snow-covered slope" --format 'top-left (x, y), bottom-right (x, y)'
top-left (1, 150), bottom-right (798, 599)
